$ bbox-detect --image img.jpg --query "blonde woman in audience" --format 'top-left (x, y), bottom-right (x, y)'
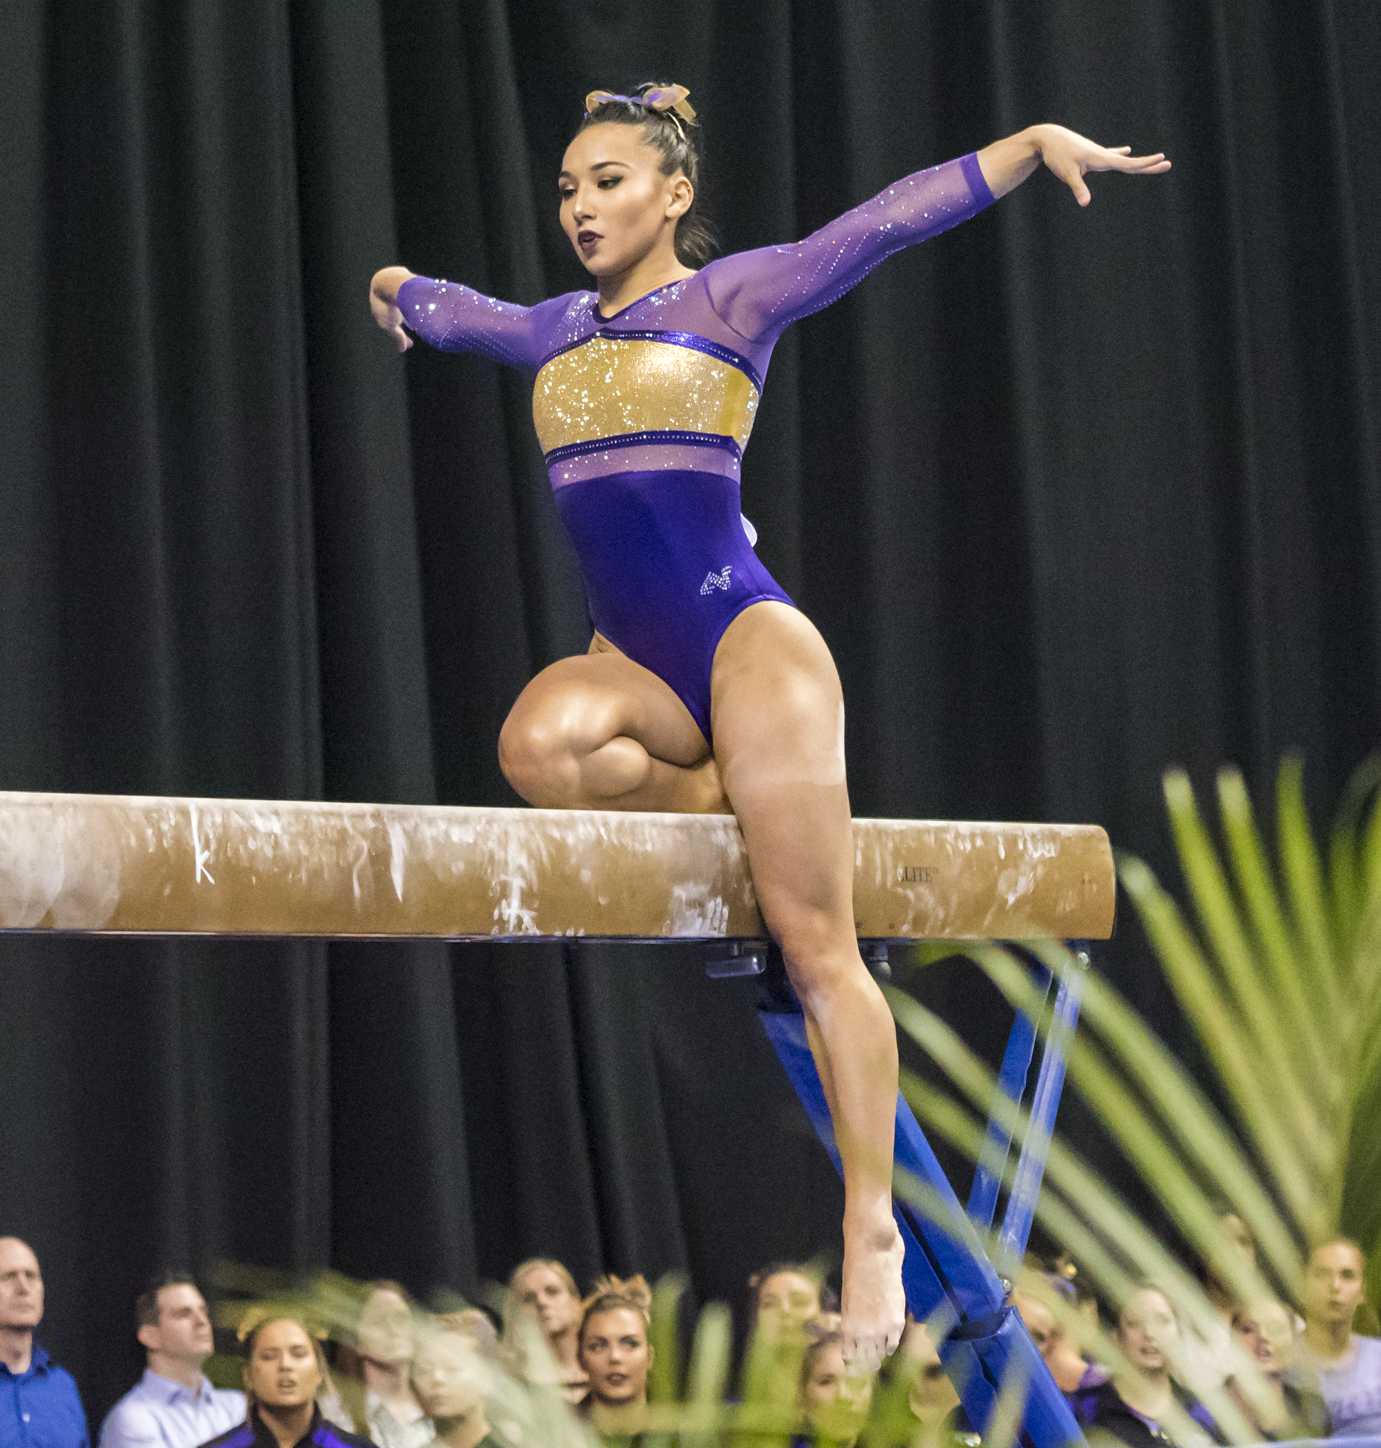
top-left (203, 1316), bottom-right (374, 1448)
top-left (502, 1260), bottom-right (588, 1404)
top-left (575, 1276), bottom-right (654, 1441)
top-left (326, 1281), bottom-right (431, 1448)
top-left (791, 1315), bottom-right (875, 1448)
top-left (411, 1314), bottom-right (504, 1448)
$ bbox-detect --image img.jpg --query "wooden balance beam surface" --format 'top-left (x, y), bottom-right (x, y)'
top-left (0, 791), bottom-right (1115, 942)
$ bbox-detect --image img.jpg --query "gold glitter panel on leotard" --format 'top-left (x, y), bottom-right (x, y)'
top-left (532, 335), bottom-right (760, 455)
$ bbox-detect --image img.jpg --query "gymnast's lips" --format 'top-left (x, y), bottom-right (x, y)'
top-left (578, 230), bottom-right (602, 249)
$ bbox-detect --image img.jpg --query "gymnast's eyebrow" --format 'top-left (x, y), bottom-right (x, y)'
top-left (557, 160), bottom-right (629, 179)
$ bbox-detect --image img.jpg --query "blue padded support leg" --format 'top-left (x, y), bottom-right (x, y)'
top-left (997, 957), bottom-right (1087, 1268)
top-left (755, 992), bottom-right (1084, 1448)
top-left (967, 966), bottom-right (1049, 1230)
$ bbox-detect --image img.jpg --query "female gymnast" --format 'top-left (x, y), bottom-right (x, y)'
top-left (370, 83), bottom-right (1170, 1371)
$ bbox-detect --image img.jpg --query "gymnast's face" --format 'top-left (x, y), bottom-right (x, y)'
top-left (558, 123), bottom-right (692, 281)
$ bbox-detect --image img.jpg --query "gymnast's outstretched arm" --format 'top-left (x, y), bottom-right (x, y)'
top-left (701, 123), bottom-right (1170, 344)
top-left (369, 264), bottom-right (550, 369)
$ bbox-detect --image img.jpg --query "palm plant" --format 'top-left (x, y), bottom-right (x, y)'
top-left (891, 757), bottom-right (1381, 1442)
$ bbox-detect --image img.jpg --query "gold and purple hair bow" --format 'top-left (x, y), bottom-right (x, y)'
top-left (583, 84), bottom-right (698, 135)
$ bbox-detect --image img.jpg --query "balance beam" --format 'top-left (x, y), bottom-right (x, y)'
top-left (0, 790), bottom-right (1113, 941)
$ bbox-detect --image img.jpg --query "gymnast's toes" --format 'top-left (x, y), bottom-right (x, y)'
top-left (840, 1225), bottom-right (906, 1373)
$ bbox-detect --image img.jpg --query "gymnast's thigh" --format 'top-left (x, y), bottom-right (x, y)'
top-left (707, 603), bottom-right (857, 941)
top-left (500, 637), bottom-right (712, 769)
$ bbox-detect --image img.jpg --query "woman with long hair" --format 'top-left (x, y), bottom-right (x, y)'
top-left (204, 1316), bottom-right (375, 1448)
top-left (501, 1258), bottom-right (587, 1403)
top-left (371, 82), bottom-right (1169, 1370)
top-left (574, 1276), bottom-right (655, 1440)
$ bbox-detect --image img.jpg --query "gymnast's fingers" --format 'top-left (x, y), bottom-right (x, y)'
top-left (1102, 148), bottom-right (1172, 174)
top-left (1059, 164), bottom-right (1093, 208)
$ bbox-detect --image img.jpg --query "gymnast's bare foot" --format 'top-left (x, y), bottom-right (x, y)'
top-left (840, 1219), bottom-right (906, 1372)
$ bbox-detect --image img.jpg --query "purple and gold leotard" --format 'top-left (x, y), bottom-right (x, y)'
top-left (398, 151), bottom-right (995, 743)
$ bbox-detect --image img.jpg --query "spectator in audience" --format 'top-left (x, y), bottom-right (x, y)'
top-left (0, 1236), bottom-right (88, 1448)
top-left (202, 1316), bottom-right (372, 1448)
top-left (1012, 1275), bottom-right (1107, 1395)
top-left (99, 1274), bottom-right (245, 1448)
top-left (897, 1317), bottom-right (977, 1448)
top-left (791, 1316), bottom-right (874, 1448)
top-left (748, 1263), bottom-right (832, 1348)
top-left (1183, 1207), bottom-right (1258, 1392)
top-left (1217, 1298), bottom-right (1329, 1441)
top-left (501, 1261), bottom-right (587, 1405)
top-left (1077, 1285), bottom-right (1213, 1448)
top-left (1292, 1236), bottom-right (1381, 1437)
top-left (411, 1315), bottom-right (501, 1448)
top-left (1048, 1256), bottom-right (1103, 1342)
top-left (325, 1283), bottom-right (429, 1448)
top-left (576, 1278), bottom-right (654, 1442)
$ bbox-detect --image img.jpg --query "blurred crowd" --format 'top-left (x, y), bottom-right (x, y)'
top-left (1, 1220), bottom-right (1378, 1448)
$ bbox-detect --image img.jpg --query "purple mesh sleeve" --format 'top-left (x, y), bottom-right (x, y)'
top-left (702, 152), bottom-right (996, 344)
top-left (396, 274), bottom-right (547, 369)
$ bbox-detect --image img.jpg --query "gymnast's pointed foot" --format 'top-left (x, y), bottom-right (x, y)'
top-left (840, 1219), bottom-right (906, 1373)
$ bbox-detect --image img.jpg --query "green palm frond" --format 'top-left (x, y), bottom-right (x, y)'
top-left (893, 756), bottom-right (1381, 1442)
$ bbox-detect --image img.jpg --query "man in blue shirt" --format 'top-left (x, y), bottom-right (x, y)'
top-left (99, 1275), bottom-right (245, 1448)
top-left (0, 1237), bottom-right (88, 1448)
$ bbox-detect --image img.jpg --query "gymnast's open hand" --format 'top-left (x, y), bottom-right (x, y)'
top-left (1032, 122), bottom-right (1171, 206)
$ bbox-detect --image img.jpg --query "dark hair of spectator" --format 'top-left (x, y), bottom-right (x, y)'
top-left (746, 1260), bottom-right (838, 1314)
top-left (135, 1271), bottom-right (199, 1330)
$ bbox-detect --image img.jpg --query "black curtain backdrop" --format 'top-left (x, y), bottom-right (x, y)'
top-left (2, 0), bottom-right (1379, 1422)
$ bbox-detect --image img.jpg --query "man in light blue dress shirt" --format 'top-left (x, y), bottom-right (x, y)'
top-left (98, 1277), bottom-right (244, 1448)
